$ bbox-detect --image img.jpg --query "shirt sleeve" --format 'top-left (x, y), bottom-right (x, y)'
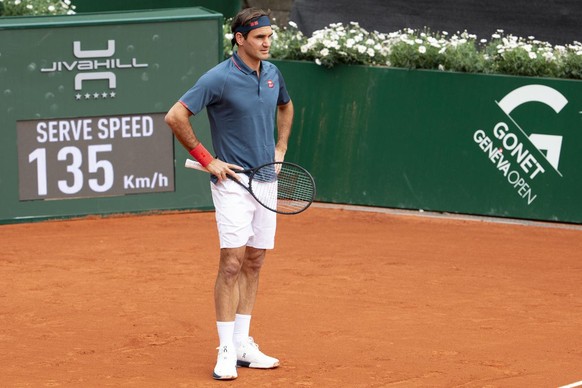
top-left (179, 71), bottom-right (223, 115)
top-left (276, 68), bottom-right (291, 106)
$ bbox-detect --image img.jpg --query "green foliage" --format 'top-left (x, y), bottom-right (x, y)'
top-left (483, 31), bottom-right (560, 77)
top-left (559, 43), bottom-right (582, 80)
top-left (0, 0), bottom-right (75, 16)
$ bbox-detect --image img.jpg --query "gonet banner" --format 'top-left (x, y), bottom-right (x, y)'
top-left (275, 61), bottom-right (582, 223)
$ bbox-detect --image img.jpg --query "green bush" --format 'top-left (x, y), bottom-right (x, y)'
top-left (0, 0), bottom-right (75, 16)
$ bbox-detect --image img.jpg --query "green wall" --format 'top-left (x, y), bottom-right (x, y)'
top-left (275, 60), bottom-right (582, 224)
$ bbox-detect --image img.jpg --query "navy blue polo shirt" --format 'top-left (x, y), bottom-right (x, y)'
top-left (180, 52), bottom-right (291, 169)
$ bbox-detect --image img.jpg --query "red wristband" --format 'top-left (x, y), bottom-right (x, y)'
top-left (189, 143), bottom-right (214, 167)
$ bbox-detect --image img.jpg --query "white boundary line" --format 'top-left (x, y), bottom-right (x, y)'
top-left (558, 380), bottom-right (582, 388)
top-left (311, 203), bottom-right (582, 232)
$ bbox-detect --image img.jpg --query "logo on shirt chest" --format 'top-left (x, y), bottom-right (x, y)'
top-left (267, 80), bottom-right (275, 88)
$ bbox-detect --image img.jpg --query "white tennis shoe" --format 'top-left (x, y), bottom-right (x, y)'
top-left (236, 337), bottom-right (280, 369)
top-left (213, 344), bottom-right (238, 380)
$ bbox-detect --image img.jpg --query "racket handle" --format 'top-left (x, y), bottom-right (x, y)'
top-left (185, 158), bottom-right (209, 172)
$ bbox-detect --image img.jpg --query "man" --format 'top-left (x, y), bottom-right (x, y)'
top-left (164, 8), bottom-right (294, 381)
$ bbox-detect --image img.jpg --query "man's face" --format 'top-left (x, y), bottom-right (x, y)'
top-left (238, 26), bottom-right (273, 61)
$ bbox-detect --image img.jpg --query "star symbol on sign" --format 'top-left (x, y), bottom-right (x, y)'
top-left (76, 90), bottom-right (116, 100)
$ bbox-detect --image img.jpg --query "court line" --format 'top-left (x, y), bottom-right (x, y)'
top-left (558, 380), bottom-right (582, 388)
top-left (312, 203), bottom-right (582, 232)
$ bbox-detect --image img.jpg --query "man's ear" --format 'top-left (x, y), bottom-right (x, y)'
top-left (235, 32), bottom-right (245, 46)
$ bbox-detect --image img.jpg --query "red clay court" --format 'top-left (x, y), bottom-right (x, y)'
top-left (1, 205), bottom-right (582, 387)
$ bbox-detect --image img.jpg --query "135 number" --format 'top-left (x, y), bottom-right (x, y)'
top-left (29, 144), bottom-right (114, 196)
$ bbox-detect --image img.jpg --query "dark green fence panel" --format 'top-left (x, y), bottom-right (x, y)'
top-left (0, 8), bottom-right (221, 223)
top-left (274, 60), bottom-right (582, 224)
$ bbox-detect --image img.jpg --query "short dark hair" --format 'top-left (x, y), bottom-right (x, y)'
top-left (230, 8), bottom-right (270, 48)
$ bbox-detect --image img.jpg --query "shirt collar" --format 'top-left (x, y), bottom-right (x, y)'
top-left (231, 52), bottom-right (262, 75)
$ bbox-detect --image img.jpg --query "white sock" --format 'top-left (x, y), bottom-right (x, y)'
top-left (233, 314), bottom-right (251, 345)
top-left (216, 321), bottom-right (235, 347)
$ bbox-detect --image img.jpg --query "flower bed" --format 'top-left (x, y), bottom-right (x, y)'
top-left (224, 18), bottom-right (582, 81)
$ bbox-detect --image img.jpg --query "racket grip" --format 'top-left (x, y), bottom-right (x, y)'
top-left (185, 159), bottom-right (209, 172)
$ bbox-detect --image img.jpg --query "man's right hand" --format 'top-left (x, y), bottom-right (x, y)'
top-left (206, 159), bottom-right (244, 182)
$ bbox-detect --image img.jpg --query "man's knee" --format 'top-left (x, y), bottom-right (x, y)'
top-left (243, 248), bottom-right (266, 272)
top-left (219, 248), bottom-right (245, 280)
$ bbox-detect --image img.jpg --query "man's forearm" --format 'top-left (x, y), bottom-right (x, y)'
top-left (165, 102), bottom-right (201, 151)
top-left (276, 100), bottom-right (294, 152)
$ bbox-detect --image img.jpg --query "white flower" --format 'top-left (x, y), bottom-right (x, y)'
top-left (357, 45), bottom-right (366, 54)
top-left (323, 39), bottom-right (334, 48)
top-left (320, 48), bottom-right (330, 57)
top-left (529, 52), bottom-right (537, 59)
top-left (289, 21), bottom-right (298, 29)
top-left (315, 58), bottom-right (322, 66)
top-left (367, 48), bottom-right (375, 57)
top-left (418, 46), bottom-right (426, 54)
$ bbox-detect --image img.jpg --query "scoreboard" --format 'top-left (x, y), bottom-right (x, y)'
top-left (0, 8), bottom-right (222, 222)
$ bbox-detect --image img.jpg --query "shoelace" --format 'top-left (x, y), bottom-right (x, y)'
top-left (247, 337), bottom-right (260, 349)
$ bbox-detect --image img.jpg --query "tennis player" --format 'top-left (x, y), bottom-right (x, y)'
top-left (164, 8), bottom-right (294, 380)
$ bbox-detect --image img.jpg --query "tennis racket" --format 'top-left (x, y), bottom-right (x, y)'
top-left (185, 159), bottom-right (316, 215)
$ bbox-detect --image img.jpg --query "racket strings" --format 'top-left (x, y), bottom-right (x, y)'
top-left (250, 163), bottom-right (315, 214)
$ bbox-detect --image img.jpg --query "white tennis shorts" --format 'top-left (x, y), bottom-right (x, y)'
top-left (210, 176), bottom-right (276, 249)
